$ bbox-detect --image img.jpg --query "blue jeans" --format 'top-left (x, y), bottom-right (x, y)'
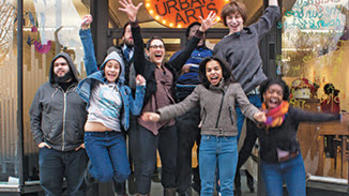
top-left (199, 135), bottom-right (238, 196)
top-left (134, 125), bottom-right (177, 194)
top-left (84, 131), bottom-right (131, 183)
top-left (235, 94), bottom-right (262, 140)
top-left (261, 154), bottom-right (306, 196)
top-left (39, 147), bottom-right (88, 196)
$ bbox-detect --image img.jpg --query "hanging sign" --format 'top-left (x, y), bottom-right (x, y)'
top-left (144, 0), bottom-right (228, 28)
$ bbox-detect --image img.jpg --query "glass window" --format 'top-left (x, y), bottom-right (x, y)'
top-left (0, 0), bottom-right (89, 182)
top-left (280, 0), bottom-right (348, 180)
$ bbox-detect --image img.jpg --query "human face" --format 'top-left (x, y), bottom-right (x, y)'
top-left (147, 39), bottom-right (165, 67)
top-left (263, 84), bottom-right (284, 110)
top-left (205, 60), bottom-right (223, 86)
top-left (188, 25), bottom-right (205, 47)
top-left (122, 24), bottom-right (133, 46)
top-left (226, 12), bottom-right (244, 34)
top-left (53, 57), bottom-right (70, 77)
top-left (104, 60), bottom-right (121, 83)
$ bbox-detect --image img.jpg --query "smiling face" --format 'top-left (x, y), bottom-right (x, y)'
top-left (104, 60), bottom-right (121, 83)
top-left (226, 12), bottom-right (244, 34)
top-left (147, 39), bottom-right (165, 67)
top-left (53, 57), bottom-right (70, 77)
top-left (263, 84), bottom-right (284, 109)
top-left (205, 60), bottom-right (223, 86)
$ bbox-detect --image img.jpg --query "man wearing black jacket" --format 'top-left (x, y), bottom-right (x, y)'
top-left (29, 52), bottom-right (88, 196)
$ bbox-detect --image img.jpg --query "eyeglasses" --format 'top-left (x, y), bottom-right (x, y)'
top-left (149, 45), bottom-right (164, 49)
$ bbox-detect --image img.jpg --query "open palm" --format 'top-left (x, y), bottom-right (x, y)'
top-left (118, 0), bottom-right (143, 22)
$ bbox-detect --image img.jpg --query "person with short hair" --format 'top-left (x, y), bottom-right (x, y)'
top-left (29, 52), bottom-right (88, 196)
top-left (214, 0), bottom-right (280, 194)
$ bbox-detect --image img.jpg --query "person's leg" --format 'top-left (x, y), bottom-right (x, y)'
top-left (261, 161), bottom-right (283, 196)
top-left (39, 147), bottom-right (64, 196)
top-left (199, 135), bottom-right (217, 196)
top-left (64, 148), bottom-right (88, 196)
top-left (127, 115), bottom-right (138, 194)
top-left (108, 133), bottom-right (131, 183)
top-left (218, 136), bottom-right (238, 196)
top-left (84, 132), bottom-right (115, 182)
top-left (176, 108), bottom-right (200, 195)
top-left (134, 125), bottom-right (157, 195)
top-left (158, 125), bottom-right (177, 195)
top-left (282, 154), bottom-right (306, 196)
top-left (192, 123), bottom-right (201, 194)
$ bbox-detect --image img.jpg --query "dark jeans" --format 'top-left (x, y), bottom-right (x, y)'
top-left (134, 125), bottom-right (177, 194)
top-left (176, 107), bottom-right (201, 194)
top-left (84, 131), bottom-right (131, 183)
top-left (39, 147), bottom-right (88, 196)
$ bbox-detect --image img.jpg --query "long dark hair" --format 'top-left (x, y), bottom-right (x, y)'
top-left (259, 78), bottom-right (290, 102)
top-left (199, 56), bottom-right (233, 88)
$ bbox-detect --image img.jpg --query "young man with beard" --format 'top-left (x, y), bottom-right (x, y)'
top-left (170, 22), bottom-right (213, 196)
top-left (119, 0), bottom-right (216, 195)
top-left (29, 52), bottom-right (88, 196)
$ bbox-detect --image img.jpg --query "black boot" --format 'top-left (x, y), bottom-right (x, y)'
top-left (164, 188), bottom-right (176, 196)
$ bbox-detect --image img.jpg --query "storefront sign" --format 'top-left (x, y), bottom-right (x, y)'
top-left (144, 0), bottom-right (228, 28)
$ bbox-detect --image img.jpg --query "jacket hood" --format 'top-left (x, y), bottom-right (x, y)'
top-left (100, 51), bottom-right (125, 73)
top-left (49, 52), bottom-right (79, 84)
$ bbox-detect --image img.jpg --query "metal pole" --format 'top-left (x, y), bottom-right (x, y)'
top-left (16, 0), bottom-right (24, 190)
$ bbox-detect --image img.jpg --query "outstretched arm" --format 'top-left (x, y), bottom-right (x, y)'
top-left (79, 15), bottom-right (98, 75)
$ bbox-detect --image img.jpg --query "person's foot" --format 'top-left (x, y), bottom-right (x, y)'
top-left (192, 182), bottom-right (200, 194)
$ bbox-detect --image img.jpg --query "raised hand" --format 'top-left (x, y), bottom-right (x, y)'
top-left (118, 0), bottom-right (143, 22)
top-left (81, 15), bottom-right (93, 30)
top-left (141, 112), bottom-right (160, 122)
top-left (199, 11), bottom-right (218, 32)
top-left (253, 111), bottom-right (267, 123)
top-left (136, 74), bottom-right (146, 86)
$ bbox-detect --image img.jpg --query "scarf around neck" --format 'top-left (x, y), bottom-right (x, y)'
top-left (262, 101), bottom-right (289, 128)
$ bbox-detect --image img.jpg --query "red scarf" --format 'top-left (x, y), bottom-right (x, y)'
top-left (262, 101), bottom-right (289, 128)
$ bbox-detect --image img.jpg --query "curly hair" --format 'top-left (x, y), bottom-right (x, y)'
top-left (259, 78), bottom-right (290, 102)
top-left (198, 56), bottom-right (234, 88)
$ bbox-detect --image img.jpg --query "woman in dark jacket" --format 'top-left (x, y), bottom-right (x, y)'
top-left (237, 78), bottom-right (347, 196)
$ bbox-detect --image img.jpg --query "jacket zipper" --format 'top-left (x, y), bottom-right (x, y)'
top-left (215, 91), bottom-right (225, 129)
top-left (61, 85), bottom-right (75, 151)
top-left (62, 91), bottom-right (67, 151)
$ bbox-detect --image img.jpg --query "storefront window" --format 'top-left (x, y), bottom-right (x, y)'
top-left (0, 0), bottom-right (89, 182)
top-left (280, 0), bottom-right (348, 180)
top-left (0, 0), bottom-right (18, 181)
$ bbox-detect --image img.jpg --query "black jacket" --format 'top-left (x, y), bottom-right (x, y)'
top-left (131, 21), bottom-right (203, 104)
top-left (29, 52), bottom-right (87, 151)
top-left (238, 106), bottom-right (340, 165)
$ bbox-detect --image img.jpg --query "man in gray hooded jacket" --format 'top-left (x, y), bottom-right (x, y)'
top-left (30, 52), bottom-right (88, 196)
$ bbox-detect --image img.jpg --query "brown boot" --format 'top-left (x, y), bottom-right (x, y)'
top-left (164, 188), bottom-right (176, 196)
